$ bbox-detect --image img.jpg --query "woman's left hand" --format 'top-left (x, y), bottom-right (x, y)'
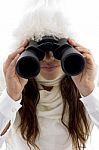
top-left (67, 38), bottom-right (97, 97)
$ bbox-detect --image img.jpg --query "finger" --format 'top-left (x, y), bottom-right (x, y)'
top-left (6, 39), bottom-right (28, 62)
top-left (18, 39), bottom-right (29, 49)
top-left (75, 46), bottom-right (91, 54)
top-left (83, 53), bottom-right (95, 66)
top-left (67, 38), bottom-right (83, 47)
top-left (7, 39), bottom-right (29, 61)
top-left (8, 47), bottom-right (24, 60)
top-left (67, 38), bottom-right (91, 54)
top-left (5, 54), bottom-right (20, 78)
top-left (3, 39), bottom-right (29, 77)
top-left (3, 47), bottom-right (24, 73)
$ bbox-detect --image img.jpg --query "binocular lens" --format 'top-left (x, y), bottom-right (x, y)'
top-left (16, 51), bottom-right (40, 78)
top-left (62, 53), bottom-right (85, 76)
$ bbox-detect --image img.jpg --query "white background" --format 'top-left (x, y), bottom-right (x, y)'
top-left (0, 0), bottom-right (99, 149)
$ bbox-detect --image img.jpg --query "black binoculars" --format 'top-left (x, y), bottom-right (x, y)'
top-left (16, 36), bottom-right (85, 79)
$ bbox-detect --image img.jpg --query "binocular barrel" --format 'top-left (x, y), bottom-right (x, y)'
top-left (61, 47), bottom-right (85, 76)
top-left (16, 38), bottom-right (85, 79)
top-left (16, 50), bottom-right (40, 78)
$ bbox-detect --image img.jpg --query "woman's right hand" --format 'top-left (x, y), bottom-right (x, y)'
top-left (3, 39), bottom-right (29, 101)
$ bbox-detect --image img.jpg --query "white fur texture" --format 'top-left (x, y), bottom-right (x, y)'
top-left (12, 6), bottom-right (75, 49)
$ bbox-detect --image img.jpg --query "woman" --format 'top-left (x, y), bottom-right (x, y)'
top-left (0, 7), bottom-right (99, 150)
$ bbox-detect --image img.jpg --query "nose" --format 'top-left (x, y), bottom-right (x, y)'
top-left (43, 51), bottom-right (54, 61)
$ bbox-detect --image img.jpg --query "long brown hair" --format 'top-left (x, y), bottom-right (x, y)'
top-left (18, 75), bottom-right (91, 150)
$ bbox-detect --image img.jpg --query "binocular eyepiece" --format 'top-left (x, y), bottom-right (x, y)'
top-left (16, 36), bottom-right (85, 79)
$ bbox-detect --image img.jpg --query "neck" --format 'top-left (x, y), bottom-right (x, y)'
top-left (36, 72), bottom-right (65, 87)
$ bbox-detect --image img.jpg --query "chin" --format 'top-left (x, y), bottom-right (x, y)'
top-left (40, 72), bottom-right (59, 80)
top-left (40, 68), bottom-right (63, 80)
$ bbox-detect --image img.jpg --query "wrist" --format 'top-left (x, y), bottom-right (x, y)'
top-left (80, 83), bottom-right (95, 97)
top-left (7, 90), bottom-right (22, 101)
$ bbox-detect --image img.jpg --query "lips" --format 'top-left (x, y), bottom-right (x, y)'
top-left (41, 64), bottom-right (59, 68)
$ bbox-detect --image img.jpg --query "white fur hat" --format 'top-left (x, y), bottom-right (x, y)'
top-left (12, 5), bottom-right (75, 49)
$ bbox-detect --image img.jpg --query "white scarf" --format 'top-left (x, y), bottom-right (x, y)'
top-left (35, 73), bottom-right (69, 120)
top-left (35, 72), bottom-right (65, 87)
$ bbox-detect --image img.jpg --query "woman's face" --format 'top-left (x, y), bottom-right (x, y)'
top-left (40, 51), bottom-right (63, 80)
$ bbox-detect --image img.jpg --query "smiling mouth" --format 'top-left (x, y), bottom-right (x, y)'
top-left (41, 65), bottom-right (59, 68)
top-left (41, 65), bottom-right (60, 72)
